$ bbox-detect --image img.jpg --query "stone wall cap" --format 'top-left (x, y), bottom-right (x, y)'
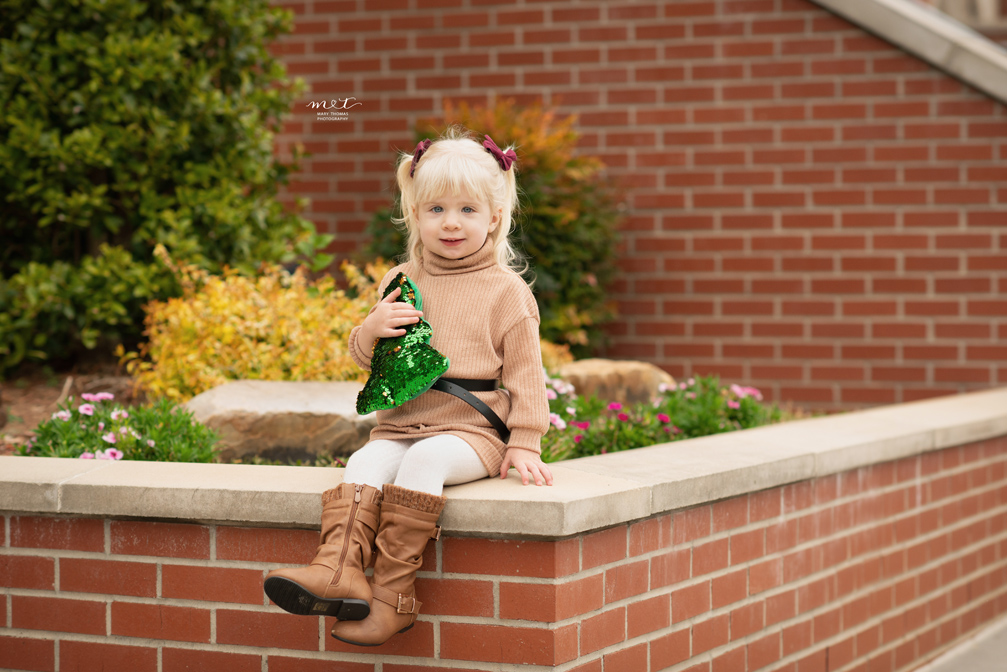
top-left (812, 0), bottom-right (1007, 105)
top-left (2, 386), bottom-right (1006, 538)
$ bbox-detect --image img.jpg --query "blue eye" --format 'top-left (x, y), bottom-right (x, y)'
top-left (432, 205), bottom-right (442, 213)
top-left (463, 206), bottom-right (474, 213)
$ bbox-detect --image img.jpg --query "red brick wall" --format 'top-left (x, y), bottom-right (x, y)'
top-left (269, 0), bottom-right (1007, 412)
top-left (2, 436), bottom-right (1006, 671)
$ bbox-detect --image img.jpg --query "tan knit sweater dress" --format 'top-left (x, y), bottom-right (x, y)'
top-left (348, 241), bottom-right (550, 476)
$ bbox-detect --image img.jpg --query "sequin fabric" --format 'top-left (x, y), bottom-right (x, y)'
top-left (355, 273), bottom-right (450, 415)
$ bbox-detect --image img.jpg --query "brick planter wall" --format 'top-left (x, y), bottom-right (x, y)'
top-left (269, 0), bottom-right (1007, 410)
top-left (3, 390), bottom-right (1007, 671)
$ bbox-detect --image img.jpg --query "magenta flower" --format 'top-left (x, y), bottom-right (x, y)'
top-left (617, 413), bottom-right (629, 422)
top-left (78, 404), bottom-right (95, 416)
top-left (608, 402), bottom-right (623, 411)
top-left (574, 434), bottom-right (583, 443)
top-left (657, 413), bottom-right (671, 423)
top-left (81, 392), bottom-right (114, 403)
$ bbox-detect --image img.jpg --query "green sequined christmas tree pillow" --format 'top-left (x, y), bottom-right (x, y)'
top-left (355, 273), bottom-right (450, 414)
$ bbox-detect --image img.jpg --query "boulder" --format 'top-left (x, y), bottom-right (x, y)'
top-left (185, 381), bottom-right (376, 464)
top-left (558, 358), bottom-right (676, 405)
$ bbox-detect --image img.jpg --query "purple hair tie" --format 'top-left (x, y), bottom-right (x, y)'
top-left (482, 134), bottom-right (517, 172)
top-left (409, 139), bottom-right (432, 177)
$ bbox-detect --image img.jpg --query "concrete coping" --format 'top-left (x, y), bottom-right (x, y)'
top-left (813, 0), bottom-right (1007, 105)
top-left (2, 386), bottom-right (1007, 539)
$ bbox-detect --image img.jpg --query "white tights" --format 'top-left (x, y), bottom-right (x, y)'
top-left (342, 435), bottom-right (490, 496)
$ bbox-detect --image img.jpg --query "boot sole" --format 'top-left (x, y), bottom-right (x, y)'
top-left (331, 624), bottom-right (414, 647)
top-left (264, 576), bottom-right (370, 620)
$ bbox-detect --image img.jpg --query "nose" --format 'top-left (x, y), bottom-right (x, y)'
top-left (442, 210), bottom-right (461, 230)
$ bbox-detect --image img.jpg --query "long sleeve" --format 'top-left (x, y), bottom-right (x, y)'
top-left (500, 316), bottom-right (550, 454)
top-left (348, 325), bottom-right (373, 371)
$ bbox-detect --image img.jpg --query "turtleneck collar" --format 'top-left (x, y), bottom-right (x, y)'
top-left (419, 238), bottom-right (498, 276)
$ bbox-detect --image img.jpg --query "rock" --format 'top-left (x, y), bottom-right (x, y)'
top-left (558, 358), bottom-right (676, 405)
top-left (185, 381), bottom-right (376, 464)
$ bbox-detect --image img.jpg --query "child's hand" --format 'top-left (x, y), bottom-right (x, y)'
top-left (360, 287), bottom-right (423, 343)
top-left (500, 447), bottom-right (554, 486)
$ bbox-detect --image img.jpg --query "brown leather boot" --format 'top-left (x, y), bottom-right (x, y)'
top-left (264, 483), bottom-right (381, 620)
top-left (330, 484), bottom-right (445, 646)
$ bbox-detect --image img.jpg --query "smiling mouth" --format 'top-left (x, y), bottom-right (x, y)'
top-left (441, 238), bottom-right (464, 244)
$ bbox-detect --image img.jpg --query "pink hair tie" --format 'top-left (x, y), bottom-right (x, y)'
top-left (409, 139), bottom-right (432, 177)
top-left (482, 134), bottom-right (516, 172)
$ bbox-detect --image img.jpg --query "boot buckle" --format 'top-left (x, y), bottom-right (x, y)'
top-left (396, 594), bottom-right (417, 614)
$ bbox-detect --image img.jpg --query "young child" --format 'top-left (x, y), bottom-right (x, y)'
top-left (264, 126), bottom-right (553, 647)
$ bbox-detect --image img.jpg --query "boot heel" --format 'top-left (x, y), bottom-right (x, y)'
top-left (336, 599), bottom-right (370, 621)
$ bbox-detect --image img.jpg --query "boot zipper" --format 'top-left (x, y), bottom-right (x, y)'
top-left (333, 484), bottom-right (362, 586)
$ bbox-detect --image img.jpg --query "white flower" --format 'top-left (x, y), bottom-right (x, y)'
top-left (52, 410), bottom-right (72, 421)
top-left (111, 409), bottom-right (129, 421)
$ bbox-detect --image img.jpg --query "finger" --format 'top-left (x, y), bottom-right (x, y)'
top-left (499, 456), bottom-right (511, 479)
top-left (516, 462), bottom-right (530, 485)
top-left (530, 463), bottom-right (544, 486)
top-left (381, 287), bottom-right (402, 303)
top-left (541, 464), bottom-right (554, 486)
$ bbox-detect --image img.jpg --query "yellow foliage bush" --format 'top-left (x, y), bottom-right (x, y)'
top-left (121, 245), bottom-right (390, 402)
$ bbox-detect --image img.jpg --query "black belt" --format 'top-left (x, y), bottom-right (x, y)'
top-left (430, 378), bottom-right (510, 444)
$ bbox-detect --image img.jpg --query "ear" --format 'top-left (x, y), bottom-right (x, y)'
top-left (489, 206), bottom-right (502, 233)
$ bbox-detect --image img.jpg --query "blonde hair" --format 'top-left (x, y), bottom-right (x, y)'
top-left (391, 126), bottom-right (525, 274)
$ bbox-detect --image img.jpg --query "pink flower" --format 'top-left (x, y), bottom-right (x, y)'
top-left (104, 448), bottom-right (124, 460)
top-left (549, 413), bottom-right (567, 431)
top-left (617, 413), bottom-right (629, 422)
top-left (657, 413), bottom-right (671, 423)
top-left (98, 422), bottom-right (105, 431)
top-left (78, 404), bottom-right (95, 416)
top-left (102, 432), bottom-right (117, 444)
top-left (573, 421), bottom-right (591, 430)
top-left (728, 400), bottom-right (740, 409)
top-left (608, 402), bottom-right (623, 411)
top-left (81, 392), bottom-right (114, 403)
top-left (52, 410), bottom-right (72, 421)
top-left (80, 452), bottom-right (95, 459)
top-left (546, 388), bottom-right (558, 400)
top-left (147, 439), bottom-right (156, 447)
top-left (111, 409), bottom-right (129, 421)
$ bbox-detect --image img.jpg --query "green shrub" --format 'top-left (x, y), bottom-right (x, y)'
top-left (0, 0), bottom-right (329, 374)
top-left (19, 392), bottom-right (220, 462)
top-left (541, 375), bottom-right (785, 462)
top-left (364, 99), bottom-right (622, 356)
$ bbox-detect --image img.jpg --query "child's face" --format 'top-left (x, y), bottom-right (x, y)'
top-left (414, 188), bottom-right (501, 260)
